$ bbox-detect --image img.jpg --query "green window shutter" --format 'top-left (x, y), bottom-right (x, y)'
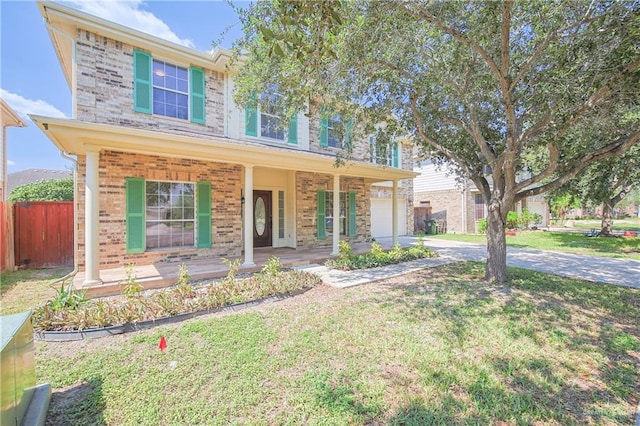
top-left (126, 177), bottom-right (145, 253)
top-left (317, 190), bottom-right (326, 240)
top-left (133, 50), bottom-right (152, 114)
top-left (344, 118), bottom-right (353, 148)
top-left (197, 182), bottom-right (212, 248)
top-left (319, 106), bottom-right (328, 147)
top-left (393, 143), bottom-right (399, 168)
top-left (190, 67), bottom-right (205, 124)
top-left (245, 107), bottom-right (257, 137)
top-left (348, 191), bottom-right (357, 237)
top-left (287, 114), bottom-right (298, 144)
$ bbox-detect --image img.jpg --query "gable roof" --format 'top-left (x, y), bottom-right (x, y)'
top-left (7, 168), bottom-right (71, 195)
top-left (1, 98), bottom-right (27, 128)
top-left (38, 1), bottom-right (233, 89)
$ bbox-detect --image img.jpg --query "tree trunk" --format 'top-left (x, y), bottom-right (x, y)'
top-left (485, 198), bottom-right (509, 283)
top-left (600, 200), bottom-right (614, 236)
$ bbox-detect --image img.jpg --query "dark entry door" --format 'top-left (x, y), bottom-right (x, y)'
top-left (253, 190), bottom-right (272, 247)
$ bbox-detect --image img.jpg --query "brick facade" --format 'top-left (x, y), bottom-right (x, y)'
top-left (75, 29), bottom-right (226, 138)
top-left (295, 172), bottom-right (371, 248)
top-left (414, 188), bottom-right (477, 234)
top-left (76, 150), bottom-right (243, 270)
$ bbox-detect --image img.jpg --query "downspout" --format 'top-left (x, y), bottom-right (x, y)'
top-left (50, 151), bottom-right (79, 286)
top-left (45, 14), bottom-right (79, 286)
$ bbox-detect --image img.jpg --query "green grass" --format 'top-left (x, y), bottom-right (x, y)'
top-left (570, 217), bottom-right (640, 232)
top-left (0, 267), bottom-right (72, 315)
top-left (37, 263), bottom-right (640, 425)
top-left (429, 230), bottom-right (640, 260)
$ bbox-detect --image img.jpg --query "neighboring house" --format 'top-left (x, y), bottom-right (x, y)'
top-left (7, 169), bottom-right (72, 198)
top-left (1, 98), bottom-right (27, 201)
top-left (32, 2), bottom-right (416, 287)
top-left (414, 159), bottom-right (549, 234)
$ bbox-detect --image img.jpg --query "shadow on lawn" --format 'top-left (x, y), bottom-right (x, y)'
top-left (371, 262), bottom-right (640, 424)
top-left (46, 377), bottom-right (105, 426)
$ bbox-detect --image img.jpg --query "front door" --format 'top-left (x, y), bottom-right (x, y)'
top-left (253, 190), bottom-right (272, 247)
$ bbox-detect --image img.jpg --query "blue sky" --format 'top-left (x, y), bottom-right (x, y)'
top-left (1, 0), bottom-right (247, 173)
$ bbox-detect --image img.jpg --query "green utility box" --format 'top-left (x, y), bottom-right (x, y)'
top-left (1, 311), bottom-right (51, 426)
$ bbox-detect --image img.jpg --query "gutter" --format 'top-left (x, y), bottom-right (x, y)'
top-left (50, 151), bottom-right (78, 286)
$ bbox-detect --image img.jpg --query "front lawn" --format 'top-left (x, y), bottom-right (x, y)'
top-left (0, 267), bottom-right (72, 315)
top-left (429, 230), bottom-right (640, 260)
top-left (37, 262), bottom-right (640, 425)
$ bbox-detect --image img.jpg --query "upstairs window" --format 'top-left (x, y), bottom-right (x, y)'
top-left (152, 60), bottom-right (189, 120)
top-left (369, 137), bottom-right (400, 168)
top-left (319, 109), bottom-right (352, 149)
top-left (260, 92), bottom-right (285, 140)
top-left (133, 50), bottom-right (205, 124)
top-left (245, 92), bottom-right (298, 144)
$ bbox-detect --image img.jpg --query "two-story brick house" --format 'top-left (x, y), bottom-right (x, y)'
top-left (32, 2), bottom-right (416, 287)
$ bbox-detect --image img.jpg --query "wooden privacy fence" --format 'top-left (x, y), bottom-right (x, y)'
top-left (0, 202), bottom-right (15, 271)
top-left (13, 201), bottom-right (74, 269)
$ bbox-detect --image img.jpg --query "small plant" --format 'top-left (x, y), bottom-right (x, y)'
top-left (477, 218), bottom-right (488, 233)
top-left (337, 240), bottom-right (354, 259)
top-left (221, 258), bottom-right (242, 284)
top-left (261, 256), bottom-right (282, 277)
top-left (121, 263), bottom-right (143, 297)
top-left (49, 280), bottom-right (87, 312)
top-left (177, 263), bottom-right (191, 286)
top-left (174, 263), bottom-right (195, 299)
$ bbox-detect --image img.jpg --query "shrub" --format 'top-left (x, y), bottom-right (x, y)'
top-left (477, 218), bottom-right (488, 233)
top-left (32, 261), bottom-right (321, 332)
top-left (326, 240), bottom-right (436, 271)
top-left (9, 178), bottom-right (73, 202)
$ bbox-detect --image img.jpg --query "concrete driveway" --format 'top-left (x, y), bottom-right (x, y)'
top-left (411, 237), bottom-right (640, 289)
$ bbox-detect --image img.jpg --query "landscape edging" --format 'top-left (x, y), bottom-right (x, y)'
top-left (34, 288), bottom-right (309, 342)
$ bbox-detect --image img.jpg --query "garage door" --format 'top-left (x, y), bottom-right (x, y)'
top-left (370, 198), bottom-right (407, 238)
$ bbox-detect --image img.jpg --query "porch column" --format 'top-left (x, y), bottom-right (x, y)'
top-left (331, 174), bottom-right (340, 256)
top-left (83, 148), bottom-right (102, 286)
top-left (243, 164), bottom-right (255, 266)
top-left (392, 180), bottom-right (399, 246)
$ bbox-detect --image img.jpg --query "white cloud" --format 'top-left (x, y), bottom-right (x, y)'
top-left (65, 0), bottom-right (195, 48)
top-left (0, 89), bottom-right (67, 121)
top-left (7, 160), bottom-right (15, 166)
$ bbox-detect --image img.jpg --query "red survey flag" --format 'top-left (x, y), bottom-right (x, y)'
top-left (159, 336), bottom-right (167, 351)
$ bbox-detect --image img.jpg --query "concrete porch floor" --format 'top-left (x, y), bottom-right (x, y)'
top-left (74, 237), bottom-right (415, 298)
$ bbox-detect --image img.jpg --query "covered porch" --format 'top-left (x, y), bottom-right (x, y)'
top-left (72, 236), bottom-right (415, 298)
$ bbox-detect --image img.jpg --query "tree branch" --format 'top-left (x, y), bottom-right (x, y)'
top-left (509, 14), bottom-right (602, 93)
top-left (515, 131), bottom-right (640, 200)
top-left (398, 2), bottom-right (503, 82)
top-left (409, 93), bottom-right (474, 176)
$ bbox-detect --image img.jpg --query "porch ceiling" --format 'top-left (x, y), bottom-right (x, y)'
top-left (30, 115), bottom-right (418, 183)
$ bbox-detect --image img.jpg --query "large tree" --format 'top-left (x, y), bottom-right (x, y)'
top-left (233, 0), bottom-right (640, 282)
top-left (563, 144), bottom-right (640, 235)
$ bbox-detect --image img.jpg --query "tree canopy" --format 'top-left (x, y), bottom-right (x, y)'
top-left (233, 0), bottom-right (640, 282)
top-left (8, 178), bottom-right (73, 202)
